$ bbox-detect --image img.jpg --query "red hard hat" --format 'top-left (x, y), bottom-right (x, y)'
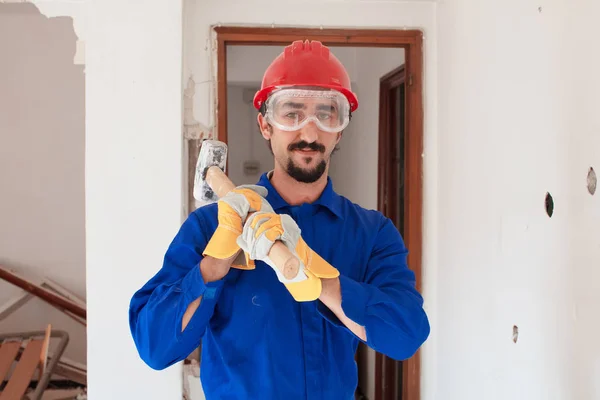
top-left (253, 40), bottom-right (359, 112)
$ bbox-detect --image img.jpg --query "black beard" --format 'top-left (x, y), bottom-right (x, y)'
top-left (286, 158), bottom-right (327, 183)
top-left (284, 140), bottom-right (328, 183)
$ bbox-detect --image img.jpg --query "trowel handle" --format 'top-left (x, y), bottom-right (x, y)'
top-left (205, 166), bottom-right (300, 280)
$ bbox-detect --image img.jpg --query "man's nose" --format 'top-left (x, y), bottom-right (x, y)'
top-left (298, 120), bottom-right (319, 143)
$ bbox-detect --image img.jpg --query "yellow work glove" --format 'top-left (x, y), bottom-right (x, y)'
top-left (236, 211), bottom-right (339, 301)
top-left (203, 185), bottom-right (273, 270)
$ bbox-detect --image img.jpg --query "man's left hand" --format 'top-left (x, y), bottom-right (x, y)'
top-left (237, 211), bottom-right (340, 302)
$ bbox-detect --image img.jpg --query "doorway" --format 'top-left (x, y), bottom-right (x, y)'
top-left (193, 26), bottom-right (424, 400)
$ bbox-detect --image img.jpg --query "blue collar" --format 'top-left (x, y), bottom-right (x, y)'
top-left (256, 172), bottom-right (343, 219)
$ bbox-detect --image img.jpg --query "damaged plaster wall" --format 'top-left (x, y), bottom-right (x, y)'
top-left (0, 0), bottom-right (86, 64)
top-left (566, 3), bottom-right (600, 398)
top-left (436, 1), bottom-right (600, 399)
top-left (0, 3), bottom-right (86, 363)
top-left (0, 2), bottom-right (86, 365)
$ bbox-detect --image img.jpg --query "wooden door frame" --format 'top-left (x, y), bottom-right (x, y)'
top-left (212, 26), bottom-right (424, 400)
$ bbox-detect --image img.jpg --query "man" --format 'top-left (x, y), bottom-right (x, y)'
top-left (129, 40), bottom-right (430, 399)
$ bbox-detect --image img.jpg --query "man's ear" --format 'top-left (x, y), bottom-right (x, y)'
top-left (335, 131), bottom-right (343, 145)
top-left (257, 114), bottom-right (272, 140)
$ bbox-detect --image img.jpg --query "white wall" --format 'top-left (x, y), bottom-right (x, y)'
top-left (435, 1), bottom-right (600, 399)
top-left (85, 0), bottom-right (184, 399)
top-left (567, 4), bottom-right (600, 398)
top-left (0, 1), bottom-right (86, 365)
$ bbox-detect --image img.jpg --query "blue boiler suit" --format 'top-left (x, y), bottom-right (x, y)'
top-left (129, 173), bottom-right (430, 400)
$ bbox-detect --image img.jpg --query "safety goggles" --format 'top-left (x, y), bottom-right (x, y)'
top-left (264, 88), bottom-right (351, 133)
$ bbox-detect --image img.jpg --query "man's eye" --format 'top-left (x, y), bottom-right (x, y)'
top-left (317, 113), bottom-right (332, 120)
top-left (285, 112), bottom-right (299, 119)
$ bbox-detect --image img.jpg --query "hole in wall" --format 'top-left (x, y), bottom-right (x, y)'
top-left (587, 167), bottom-right (597, 195)
top-left (545, 192), bottom-right (554, 217)
top-left (513, 325), bottom-right (519, 343)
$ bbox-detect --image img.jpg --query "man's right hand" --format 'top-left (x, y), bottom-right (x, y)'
top-left (202, 185), bottom-right (273, 263)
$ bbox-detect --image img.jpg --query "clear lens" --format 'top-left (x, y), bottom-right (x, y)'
top-left (265, 89), bottom-right (350, 133)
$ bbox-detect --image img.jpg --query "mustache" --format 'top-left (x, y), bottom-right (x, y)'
top-left (288, 141), bottom-right (326, 153)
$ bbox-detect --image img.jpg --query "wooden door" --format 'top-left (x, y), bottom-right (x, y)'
top-left (376, 65), bottom-right (406, 400)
